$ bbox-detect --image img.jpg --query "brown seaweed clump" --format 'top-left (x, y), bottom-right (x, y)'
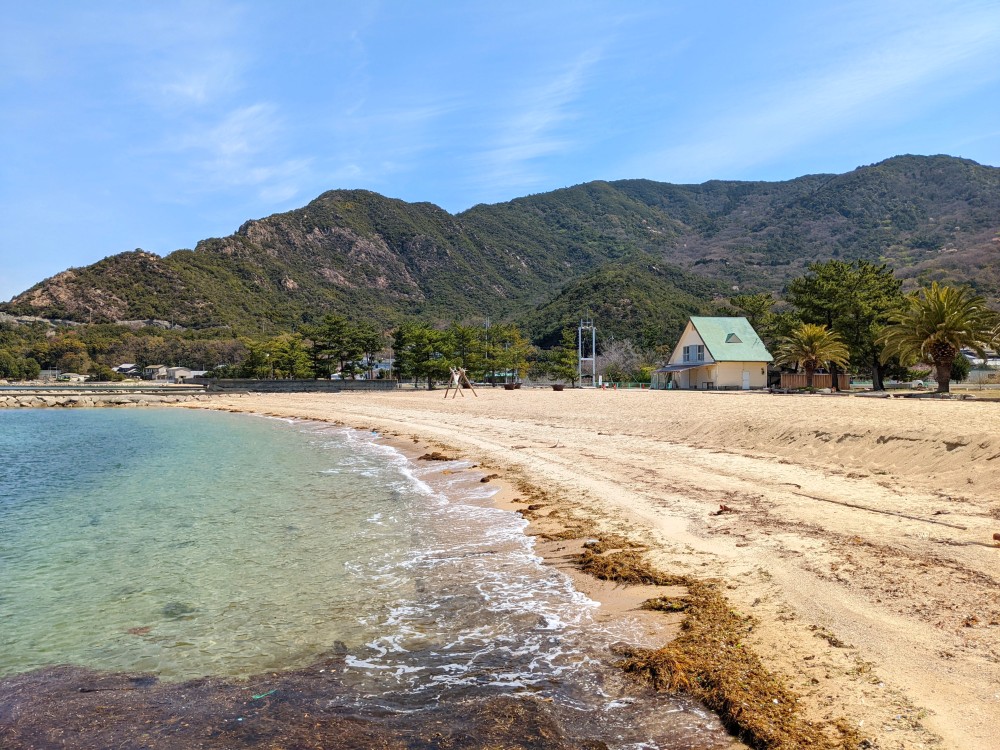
top-left (577, 550), bottom-right (686, 587)
top-left (577, 549), bottom-right (863, 750)
top-left (417, 451), bottom-right (456, 461)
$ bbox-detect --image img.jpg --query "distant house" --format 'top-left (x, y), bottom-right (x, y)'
top-left (166, 367), bottom-right (192, 382)
top-left (114, 363), bottom-right (142, 377)
top-left (165, 367), bottom-right (206, 383)
top-left (962, 347), bottom-right (1000, 369)
top-left (57, 372), bottom-right (88, 383)
top-left (39, 369), bottom-right (61, 381)
top-left (652, 317), bottom-right (773, 390)
top-left (143, 364), bottom-right (168, 380)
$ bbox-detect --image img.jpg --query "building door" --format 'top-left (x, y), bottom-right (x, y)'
top-left (742, 370), bottom-right (751, 390)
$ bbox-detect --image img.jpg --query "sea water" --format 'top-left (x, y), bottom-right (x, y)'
top-left (0, 408), bottom-right (734, 748)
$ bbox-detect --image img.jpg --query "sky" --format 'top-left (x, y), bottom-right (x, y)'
top-left (2, 0), bottom-right (1000, 302)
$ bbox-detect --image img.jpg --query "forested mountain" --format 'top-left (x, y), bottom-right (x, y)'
top-left (4, 155), bottom-right (998, 337)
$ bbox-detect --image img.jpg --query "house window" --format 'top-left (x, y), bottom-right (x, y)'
top-left (683, 344), bottom-right (705, 362)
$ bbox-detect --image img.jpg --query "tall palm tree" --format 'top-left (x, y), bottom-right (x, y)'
top-left (877, 282), bottom-right (999, 393)
top-left (775, 323), bottom-right (850, 388)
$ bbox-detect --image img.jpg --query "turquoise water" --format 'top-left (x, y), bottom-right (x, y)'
top-left (0, 409), bottom-right (405, 679)
top-left (0, 408), bottom-right (734, 748)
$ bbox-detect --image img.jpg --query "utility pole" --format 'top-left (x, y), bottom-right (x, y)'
top-left (484, 316), bottom-right (493, 386)
top-left (578, 319), bottom-right (596, 387)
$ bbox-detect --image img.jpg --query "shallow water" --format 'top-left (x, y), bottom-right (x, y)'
top-left (0, 408), bottom-right (735, 748)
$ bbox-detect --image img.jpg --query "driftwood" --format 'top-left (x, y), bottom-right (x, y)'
top-left (788, 490), bottom-right (969, 530)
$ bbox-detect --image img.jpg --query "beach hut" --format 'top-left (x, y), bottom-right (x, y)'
top-left (652, 317), bottom-right (772, 390)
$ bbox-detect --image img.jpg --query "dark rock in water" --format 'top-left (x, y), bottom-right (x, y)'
top-left (160, 602), bottom-right (196, 619)
top-left (0, 662), bottom-right (607, 749)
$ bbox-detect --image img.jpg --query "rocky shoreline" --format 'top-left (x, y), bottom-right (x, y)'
top-left (0, 393), bottom-right (214, 408)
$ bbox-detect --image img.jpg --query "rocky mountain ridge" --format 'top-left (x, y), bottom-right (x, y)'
top-left (4, 155), bottom-right (998, 338)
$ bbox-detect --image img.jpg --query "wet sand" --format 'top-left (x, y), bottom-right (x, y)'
top-left (183, 388), bottom-right (1000, 750)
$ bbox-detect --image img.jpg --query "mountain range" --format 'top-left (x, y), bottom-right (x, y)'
top-left (4, 154), bottom-right (999, 345)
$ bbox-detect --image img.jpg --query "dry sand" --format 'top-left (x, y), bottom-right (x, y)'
top-left (184, 388), bottom-right (1000, 750)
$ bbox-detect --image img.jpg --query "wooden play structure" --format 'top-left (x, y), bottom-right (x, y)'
top-left (443, 367), bottom-right (478, 399)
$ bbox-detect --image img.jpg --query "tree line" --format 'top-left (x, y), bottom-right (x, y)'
top-left (731, 260), bottom-right (1000, 393)
top-left (2, 260), bottom-right (998, 393)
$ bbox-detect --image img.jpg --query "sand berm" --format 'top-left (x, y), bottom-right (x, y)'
top-left (184, 388), bottom-right (1000, 750)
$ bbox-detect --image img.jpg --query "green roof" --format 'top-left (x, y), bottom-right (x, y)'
top-left (689, 317), bottom-right (773, 362)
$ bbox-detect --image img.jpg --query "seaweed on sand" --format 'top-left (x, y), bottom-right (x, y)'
top-left (577, 550), bottom-right (685, 586)
top-left (577, 549), bottom-right (863, 750)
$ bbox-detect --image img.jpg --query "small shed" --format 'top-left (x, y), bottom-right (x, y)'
top-left (652, 317), bottom-right (772, 390)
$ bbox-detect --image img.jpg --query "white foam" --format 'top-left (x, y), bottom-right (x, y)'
top-left (283, 422), bottom-right (709, 741)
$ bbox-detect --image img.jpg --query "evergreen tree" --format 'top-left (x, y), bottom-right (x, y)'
top-left (268, 334), bottom-right (315, 379)
top-left (487, 324), bottom-right (533, 383)
top-left (786, 260), bottom-right (904, 390)
top-left (448, 322), bottom-right (487, 379)
top-left (392, 323), bottom-right (453, 389)
top-left (546, 327), bottom-right (580, 386)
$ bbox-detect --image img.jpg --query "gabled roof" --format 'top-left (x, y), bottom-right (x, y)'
top-left (688, 317), bottom-right (773, 362)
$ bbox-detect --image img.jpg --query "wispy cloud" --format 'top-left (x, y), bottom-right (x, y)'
top-left (166, 103), bottom-right (312, 202)
top-left (146, 50), bottom-right (244, 108)
top-left (126, 2), bottom-right (249, 108)
top-left (639, 2), bottom-right (1000, 180)
top-left (315, 99), bottom-right (463, 191)
top-left (473, 49), bottom-right (604, 191)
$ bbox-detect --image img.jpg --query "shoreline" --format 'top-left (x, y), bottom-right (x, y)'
top-left (272, 412), bottom-right (854, 748)
top-left (392, 436), bottom-right (690, 653)
top-left (1, 408), bottom-right (741, 750)
top-left (179, 389), bottom-right (1000, 750)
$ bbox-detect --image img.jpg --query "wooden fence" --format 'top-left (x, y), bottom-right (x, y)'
top-left (779, 372), bottom-right (851, 390)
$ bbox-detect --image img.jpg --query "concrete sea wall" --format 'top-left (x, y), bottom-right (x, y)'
top-left (193, 378), bottom-right (399, 393)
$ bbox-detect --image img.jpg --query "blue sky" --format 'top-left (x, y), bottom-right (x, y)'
top-left (2, 0), bottom-right (1000, 302)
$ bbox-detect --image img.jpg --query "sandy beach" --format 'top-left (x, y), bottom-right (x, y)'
top-left (185, 388), bottom-right (1000, 749)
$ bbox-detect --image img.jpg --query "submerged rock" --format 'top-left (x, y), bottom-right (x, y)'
top-left (0, 663), bottom-right (604, 749)
top-left (160, 602), bottom-right (196, 619)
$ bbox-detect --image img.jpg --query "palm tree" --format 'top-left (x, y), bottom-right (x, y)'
top-left (775, 323), bottom-right (850, 388)
top-left (877, 282), bottom-right (999, 393)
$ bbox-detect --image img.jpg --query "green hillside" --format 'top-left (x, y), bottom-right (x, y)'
top-left (3, 155), bottom-right (999, 339)
top-left (522, 257), bottom-right (725, 348)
